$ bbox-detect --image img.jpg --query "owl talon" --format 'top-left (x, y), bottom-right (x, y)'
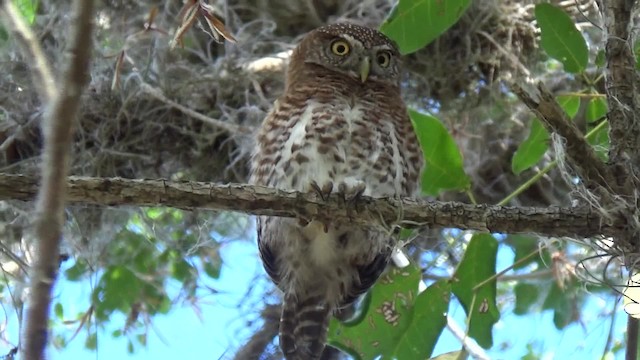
top-left (338, 180), bottom-right (367, 218)
top-left (337, 180), bottom-right (366, 202)
top-left (310, 180), bottom-right (333, 201)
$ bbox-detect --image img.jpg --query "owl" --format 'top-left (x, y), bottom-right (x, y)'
top-left (250, 23), bottom-right (423, 359)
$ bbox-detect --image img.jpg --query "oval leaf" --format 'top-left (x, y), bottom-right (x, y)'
top-left (511, 119), bottom-right (549, 174)
top-left (535, 3), bottom-right (588, 73)
top-left (381, 0), bottom-right (471, 54)
top-left (451, 234), bottom-right (499, 349)
top-left (409, 110), bottom-right (470, 195)
top-left (391, 280), bottom-right (450, 359)
top-left (328, 264), bottom-right (423, 359)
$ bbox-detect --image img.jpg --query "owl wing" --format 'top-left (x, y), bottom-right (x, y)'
top-left (341, 246), bottom-right (392, 307)
top-left (256, 217), bottom-right (281, 287)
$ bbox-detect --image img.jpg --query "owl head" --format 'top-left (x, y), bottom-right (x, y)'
top-left (289, 23), bottom-right (401, 87)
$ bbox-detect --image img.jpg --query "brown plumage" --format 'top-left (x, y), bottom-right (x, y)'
top-left (250, 23), bottom-right (423, 359)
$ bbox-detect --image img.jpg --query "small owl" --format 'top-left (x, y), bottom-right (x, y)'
top-left (250, 23), bottom-right (423, 359)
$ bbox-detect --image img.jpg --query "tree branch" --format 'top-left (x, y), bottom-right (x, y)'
top-left (232, 305), bottom-right (280, 360)
top-left (21, 0), bottom-right (94, 359)
top-left (511, 82), bottom-right (616, 191)
top-left (0, 173), bottom-right (624, 238)
top-left (597, 0), bottom-right (640, 187)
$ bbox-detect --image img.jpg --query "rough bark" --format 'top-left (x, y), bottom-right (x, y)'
top-left (0, 173), bottom-right (624, 238)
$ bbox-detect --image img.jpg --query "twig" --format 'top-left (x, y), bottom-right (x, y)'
top-left (140, 83), bottom-right (253, 135)
top-left (0, 1), bottom-right (55, 103)
top-left (21, 0), bottom-right (95, 359)
top-left (0, 173), bottom-right (625, 238)
top-left (511, 82), bottom-right (616, 191)
top-left (446, 316), bottom-right (490, 360)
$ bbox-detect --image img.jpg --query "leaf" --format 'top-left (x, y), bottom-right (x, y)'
top-left (586, 97), bottom-right (607, 123)
top-left (514, 283), bottom-right (539, 315)
top-left (535, 3), bottom-right (588, 73)
top-left (327, 264), bottom-right (423, 359)
top-left (556, 95), bottom-right (580, 119)
top-left (511, 119), bottom-right (549, 174)
top-left (65, 259), bottom-right (89, 281)
top-left (505, 235), bottom-right (549, 270)
top-left (512, 77), bottom-right (581, 175)
top-left (585, 98), bottom-right (610, 161)
top-left (587, 121), bottom-right (610, 161)
top-left (380, 0), bottom-right (471, 54)
top-left (392, 280), bottom-right (450, 359)
top-left (451, 234), bottom-right (499, 349)
top-left (85, 332), bottom-right (97, 350)
top-left (409, 110), bottom-right (470, 195)
top-left (542, 281), bottom-right (576, 329)
top-left (54, 302), bottom-right (64, 319)
top-left (13, 0), bottom-right (38, 24)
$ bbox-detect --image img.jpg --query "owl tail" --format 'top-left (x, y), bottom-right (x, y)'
top-left (280, 292), bottom-right (333, 360)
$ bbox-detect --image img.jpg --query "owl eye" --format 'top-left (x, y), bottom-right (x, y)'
top-left (376, 51), bottom-right (392, 67)
top-left (330, 40), bottom-right (350, 56)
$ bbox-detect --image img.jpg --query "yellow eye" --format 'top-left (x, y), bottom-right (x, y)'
top-left (331, 40), bottom-right (350, 56)
top-left (376, 51), bottom-right (392, 67)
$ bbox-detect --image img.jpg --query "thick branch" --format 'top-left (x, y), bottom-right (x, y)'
top-left (597, 0), bottom-right (640, 182)
top-left (512, 82), bottom-right (616, 191)
top-left (0, 173), bottom-right (624, 238)
top-left (22, 1), bottom-right (94, 359)
top-left (233, 305), bottom-right (280, 360)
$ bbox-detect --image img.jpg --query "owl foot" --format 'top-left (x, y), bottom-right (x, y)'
top-left (338, 180), bottom-right (366, 202)
top-left (338, 180), bottom-right (367, 219)
top-left (310, 180), bottom-right (334, 201)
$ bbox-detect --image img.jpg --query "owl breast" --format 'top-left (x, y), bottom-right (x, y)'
top-left (268, 97), bottom-right (405, 197)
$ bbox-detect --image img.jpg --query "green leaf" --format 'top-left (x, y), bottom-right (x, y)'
top-left (535, 3), bottom-right (588, 73)
top-left (595, 49), bottom-right (606, 68)
top-left (85, 332), bottom-right (97, 350)
top-left (13, 0), bottom-right (38, 24)
top-left (380, 0), bottom-right (471, 54)
top-left (54, 302), bottom-right (64, 319)
top-left (65, 259), bottom-right (89, 281)
top-left (392, 280), bottom-right (450, 359)
top-left (327, 264), bottom-right (422, 359)
top-left (587, 121), bottom-right (610, 161)
top-left (542, 281), bottom-right (576, 329)
top-left (511, 119), bottom-right (549, 174)
top-left (514, 283), bottom-right (539, 315)
top-left (145, 207), bottom-right (164, 220)
top-left (556, 95), bottom-right (580, 119)
top-left (586, 97), bottom-right (607, 123)
top-left (409, 110), bottom-right (470, 195)
top-left (451, 234), bottom-right (499, 349)
top-left (505, 235), bottom-right (549, 270)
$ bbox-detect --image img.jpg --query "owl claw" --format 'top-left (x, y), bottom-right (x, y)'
top-left (338, 180), bottom-right (366, 202)
top-left (310, 180), bottom-right (333, 201)
top-left (338, 180), bottom-right (367, 218)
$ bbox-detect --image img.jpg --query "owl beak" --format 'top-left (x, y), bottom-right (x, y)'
top-left (359, 57), bottom-right (370, 83)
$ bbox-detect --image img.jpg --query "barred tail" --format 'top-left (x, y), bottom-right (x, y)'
top-left (280, 293), bottom-right (332, 360)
